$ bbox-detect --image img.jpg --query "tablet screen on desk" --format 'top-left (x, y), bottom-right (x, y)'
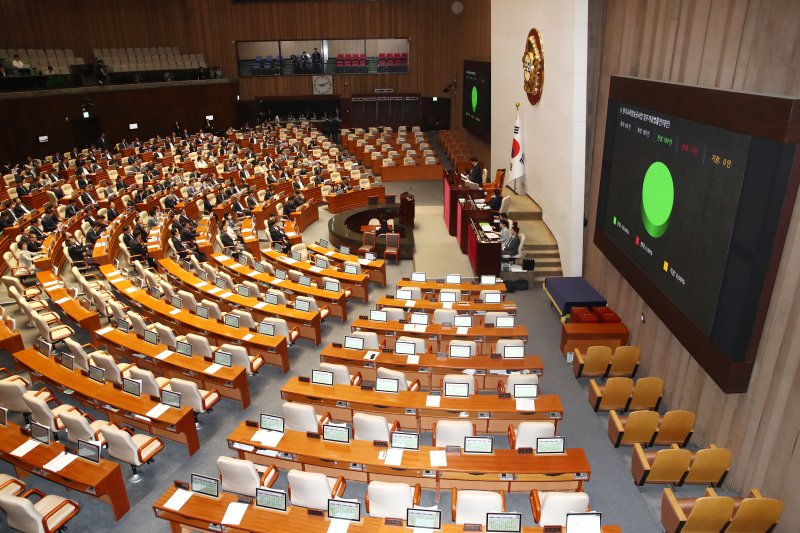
top-left (375, 377), bottom-right (400, 393)
top-left (536, 437), bottom-right (566, 454)
top-left (258, 322), bottom-right (275, 336)
top-left (265, 293), bottom-right (279, 305)
top-left (396, 289), bottom-right (412, 300)
top-left (464, 436), bottom-right (493, 454)
top-left (322, 424), bottom-right (351, 444)
top-left (319, 239), bottom-right (330, 249)
top-left (255, 262), bottom-right (266, 273)
top-left (486, 512), bottom-right (522, 532)
top-left (439, 291), bottom-right (457, 303)
top-left (395, 341), bottom-right (416, 355)
top-left (238, 255), bottom-right (248, 266)
top-left (449, 344), bottom-right (472, 358)
top-left (298, 275), bottom-right (312, 287)
top-left (410, 312), bottom-right (428, 325)
top-left (0, 407), bottom-right (7, 427)
top-left (196, 305), bottom-right (209, 319)
top-left (236, 285), bottom-right (251, 298)
top-left (294, 299), bottom-right (310, 312)
top-left (503, 345), bottom-right (524, 359)
top-left (190, 473), bottom-right (219, 498)
top-left (273, 243), bottom-right (282, 253)
top-left (411, 272), bottom-right (426, 282)
top-left (325, 280), bottom-right (340, 292)
top-left (369, 310), bottom-right (387, 322)
top-left (484, 292), bottom-right (502, 304)
top-left (260, 414), bottom-right (284, 432)
top-left (31, 421), bottom-right (50, 445)
top-left (122, 377), bottom-right (141, 397)
top-left (291, 251), bottom-right (302, 261)
top-left (444, 382), bottom-right (469, 398)
top-left (514, 383), bottom-right (538, 399)
top-left (453, 315), bottom-right (473, 328)
top-left (256, 488), bottom-right (287, 512)
top-left (391, 431), bottom-right (419, 450)
top-left (170, 296), bottom-right (182, 309)
top-left (144, 329), bottom-right (158, 345)
top-left (446, 274), bottom-right (461, 284)
top-left (481, 275), bottom-right (498, 285)
top-left (223, 314), bottom-right (240, 328)
top-left (311, 369), bottom-right (334, 386)
top-left (344, 335), bottom-right (364, 350)
top-left (117, 318), bottom-right (130, 333)
top-left (88, 364), bottom-right (105, 384)
top-left (274, 269), bottom-right (287, 280)
top-left (215, 277), bottom-right (227, 289)
top-left (407, 508), bottom-right (440, 529)
top-left (339, 245), bottom-right (350, 255)
top-left (316, 257), bottom-right (329, 269)
top-left (198, 270), bottom-right (208, 281)
top-left (162, 389), bottom-right (181, 408)
top-left (60, 353), bottom-right (75, 371)
top-left (344, 264), bottom-right (358, 275)
top-left (78, 439), bottom-right (101, 463)
top-left (328, 499), bottom-right (360, 522)
top-left (176, 341), bottom-right (193, 356)
top-left (214, 351), bottom-right (232, 367)
top-left (566, 512), bottom-right (601, 533)
top-left (365, 252), bottom-right (376, 261)
top-left (495, 316), bottom-right (515, 328)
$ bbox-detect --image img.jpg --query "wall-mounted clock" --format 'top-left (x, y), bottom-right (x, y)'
top-left (312, 75), bottom-right (333, 95)
top-left (522, 28), bottom-right (544, 105)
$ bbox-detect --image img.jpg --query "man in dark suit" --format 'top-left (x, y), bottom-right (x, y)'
top-left (467, 157), bottom-right (483, 185)
top-left (85, 220), bottom-right (103, 248)
top-left (502, 225), bottom-right (521, 258)
top-left (164, 192), bottom-right (180, 210)
top-left (79, 188), bottom-right (97, 207)
top-left (12, 198), bottom-right (31, 217)
top-left (489, 188), bottom-right (503, 212)
top-left (64, 199), bottom-right (80, 218)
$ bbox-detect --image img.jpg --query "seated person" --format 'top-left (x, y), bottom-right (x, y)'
top-left (128, 228), bottom-right (158, 270)
top-left (41, 206), bottom-right (60, 232)
top-left (375, 218), bottom-right (390, 237)
top-left (489, 188), bottom-right (503, 212)
top-left (66, 233), bottom-right (97, 268)
top-left (84, 220), bottom-right (103, 248)
top-left (499, 220), bottom-right (510, 248)
top-left (502, 225), bottom-right (521, 259)
top-left (267, 219), bottom-right (291, 250)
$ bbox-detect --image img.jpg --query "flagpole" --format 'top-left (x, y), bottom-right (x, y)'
top-left (511, 102), bottom-right (520, 195)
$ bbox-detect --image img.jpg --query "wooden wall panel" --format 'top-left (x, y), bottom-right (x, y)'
top-left (585, 1), bottom-right (800, 529)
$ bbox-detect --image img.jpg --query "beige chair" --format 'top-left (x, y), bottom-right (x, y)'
top-left (287, 470), bottom-right (346, 510)
top-left (260, 317), bottom-right (300, 345)
top-left (0, 371), bottom-right (51, 423)
top-left (501, 373), bottom-right (539, 397)
top-left (433, 420), bottom-right (475, 447)
top-left (32, 312), bottom-right (73, 353)
top-left (376, 367), bottom-right (421, 391)
top-left (216, 456), bottom-right (278, 498)
top-left (452, 488), bottom-right (505, 524)
top-left (186, 333), bottom-right (216, 358)
top-left (352, 412), bottom-right (399, 442)
top-left (531, 490), bottom-right (590, 526)
top-left (295, 295), bottom-right (330, 321)
top-left (282, 401), bottom-right (331, 433)
top-left (128, 367), bottom-right (171, 397)
top-left (167, 378), bottom-right (220, 429)
top-left (23, 391), bottom-right (78, 436)
top-left (99, 425), bottom-right (164, 483)
top-left (349, 331), bottom-right (380, 350)
top-left (432, 308), bottom-right (457, 325)
top-left (366, 480), bottom-right (420, 519)
top-left (90, 352), bottom-right (135, 387)
top-left (396, 335), bottom-right (426, 355)
top-left (441, 374), bottom-right (476, 396)
top-left (58, 409), bottom-right (115, 447)
top-left (218, 343), bottom-right (264, 375)
top-left (0, 474), bottom-right (25, 497)
top-left (0, 490), bottom-right (80, 533)
top-left (507, 421), bottom-right (556, 449)
top-left (382, 307), bottom-right (405, 322)
top-left (319, 363), bottom-right (362, 386)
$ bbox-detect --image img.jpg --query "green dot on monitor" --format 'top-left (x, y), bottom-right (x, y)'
top-left (641, 161), bottom-right (674, 238)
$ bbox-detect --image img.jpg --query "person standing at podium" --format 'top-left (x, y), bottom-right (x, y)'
top-left (466, 157), bottom-right (483, 185)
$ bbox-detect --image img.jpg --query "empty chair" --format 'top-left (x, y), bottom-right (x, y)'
top-left (661, 488), bottom-right (735, 533)
top-left (352, 412), bottom-right (399, 442)
top-left (186, 333), bottom-right (215, 358)
top-left (287, 470), bottom-right (346, 510)
top-left (441, 374), bottom-right (476, 396)
top-left (398, 286), bottom-right (422, 300)
top-left (0, 490), bottom-right (80, 533)
top-left (683, 445), bottom-right (732, 486)
top-left (496, 338), bottom-right (525, 355)
top-left (290, 243), bottom-right (308, 261)
top-left (90, 352), bottom-right (134, 387)
top-left (154, 323), bottom-right (183, 350)
top-left (357, 231), bottom-right (376, 255)
top-left (531, 490), bottom-right (590, 527)
top-left (266, 289), bottom-right (287, 305)
top-left (230, 309), bottom-right (256, 329)
top-left (628, 377), bottom-right (664, 411)
top-left (452, 488), bottom-right (505, 525)
top-left (607, 345), bottom-right (640, 377)
top-left (572, 346), bottom-right (611, 378)
top-left (295, 295), bottom-right (330, 320)
top-left (376, 367), bottom-right (420, 391)
top-left (127, 311), bottom-right (155, 337)
top-left (654, 410), bottom-right (696, 447)
top-left (725, 489), bottom-right (783, 533)
top-left (262, 317), bottom-right (300, 345)
top-left (63, 338), bottom-right (103, 371)
top-left (501, 373), bottom-right (540, 397)
top-left (349, 331), bottom-right (379, 350)
top-left (32, 313), bottom-right (73, 352)
top-left (167, 378), bottom-right (220, 429)
top-left (282, 401), bottom-right (331, 433)
top-left (0, 474), bottom-right (25, 497)
top-left (59, 409), bottom-right (115, 447)
top-left (433, 420), bottom-right (475, 447)
top-left (484, 311), bottom-right (510, 326)
top-left (432, 308), bottom-right (457, 325)
top-left (2, 276), bottom-right (41, 299)
top-left (319, 363), bottom-right (362, 386)
top-left (23, 391), bottom-right (78, 437)
top-left (382, 307), bottom-right (405, 322)
top-left (218, 344), bottom-right (264, 375)
top-left (384, 233), bottom-right (400, 264)
top-left (128, 367), bottom-right (171, 397)
top-left (479, 289), bottom-right (502, 302)
top-left (216, 456), bottom-right (278, 498)
top-left (507, 421), bottom-right (556, 449)
top-left (366, 480), bottom-right (420, 519)
top-left (588, 377), bottom-right (633, 411)
top-left (608, 409), bottom-right (661, 447)
top-left (632, 444), bottom-right (692, 486)
top-left (396, 335), bottom-right (426, 354)
top-left (99, 425), bottom-right (164, 483)
top-left (242, 281), bottom-right (261, 299)
top-left (177, 290), bottom-right (198, 312)
top-left (199, 299), bottom-right (223, 319)
top-left (0, 372), bottom-right (51, 422)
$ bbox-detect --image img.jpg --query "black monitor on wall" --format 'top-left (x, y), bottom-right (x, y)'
top-left (595, 76), bottom-right (800, 393)
top-left (462, 60), bottom-right (491, 142)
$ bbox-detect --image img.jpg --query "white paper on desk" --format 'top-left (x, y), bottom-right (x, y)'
top-left (456, 327), bottom-right (469, 335)
top-left (124, 286), bottom-right (138, 294)
top-left (357, 258), bottom-right (370, 266)
top-left (403, 324), bottom-right (414, 332)
top-left (218, 254), bottom-right (230, 261)
top-left (155, 349), bottom-right (173, 360)
top-left (163, 488), bottom-right (192, 511)
top-left (404, 300), bottom-right (416, 307)
top-left (310, 266), bottom-right (323, 273)
top-left (272, 278), bottom-right (284, 285)
top-left (252, 429), bottom-right (284, 447)
top-left (254, 301), bottom-right (267, 309)
top-left (43, 280), bottom-right (59, 288)
top-left (53, 296), bottom-right (70, 305)
top-left (327, 519), bottom-right (351, 533)
top-left (169, 308), bottom-right (181, 315)
top-left (222, 502), bottom-right (249, 526)
top-left (283, 257), bottom-right (298, 264)
top-left (384, 448), bottom-right (404, 466)
top-left (146, 403), bottom-right (170, 418)
top-left (219, 291), bottom-right (233, 298)
top-left (286, 232), bottom-right (297, 237)
top-left (108, 277), bottom-right (124, 284)
top-left (248, 271), bottom-right (260, 278)
top-left (10, 440), bottom-right (40, 457)
top-left (406, 355), bottom-right (420, 364)
top-left (325, 251), bottom-right (335, 256)
top-left (442, 302), bottom-right (453, 309)
top-left (97, 326), bottom-right (113, 335)
top-left (242, 333), bottom-right (254, 341)
top-left (232, 442), bottom-right (255, 452)
top-left (429, 450), bottom-right (448, 467)
top-left (194, 281), bottom-right (208, 288)
top-left (204, 363), bottom-right (222, 375)
top-left (363, 350), bottom-right (379, 360)
top-left (256, 448), bottom-right (279, 457)
top-left (208, 286), bottom-right (222, 294)
top-left (43, 451), bottom-right (77, 472)
top-left (107, 270), bottom-right (121, 277)
top-left (516, 398), bottom-right (536, 411)
top-left (426, 395), bottom-right (441, 408)
top-left (413, 324), bottom-right (427, 333)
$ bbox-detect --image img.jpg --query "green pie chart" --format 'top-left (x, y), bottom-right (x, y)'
top-left (641, 161), bottom-right (674, 239)
top-left (471, 86), bottom-right (478, 113)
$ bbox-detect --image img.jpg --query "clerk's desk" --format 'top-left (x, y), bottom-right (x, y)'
top-left (280, 377), bottom-right (562, 432)
top-left (262, 248), bottom-right (370, 302)
top-left (93, 326), bottom-right (251, 408)
top-left (396, 279), bottom-right (507, 301)
top-left (318, 344), bottom-right (542, 391)
top-left (228, 424), bottom-right (584, 493)
top-left (159, 257), bottom-right (323, 345)
top-left (325, 185), bottom-right (386, 214)
top-left (375, 296), bottom-right (517, 320)
top-left (154, 488), bottom-right (622, 533)
top-left (210, 253), bottom-right (348, 322)
top-left (99, 265), bottom-right (290, 372)
top-left (0, 421), bottom-right (130, 520)
top-left (11, 348), bottom-right (200, 456)
top-left (306, 242), bottom-right (387, 287)
top-left (350, 319), bottom-right (528, 354)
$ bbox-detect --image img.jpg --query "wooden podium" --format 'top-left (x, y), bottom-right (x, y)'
top-left (400, 191), bottom-right (415, 227)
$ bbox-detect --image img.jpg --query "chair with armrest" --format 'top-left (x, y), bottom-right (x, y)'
top-left (22, 391), bottom-right (79, 438)
top-left (90, 352), bottom-right (135, 387)
top-left (499, 373), bottom-right (539, 397)
top-left (154, 323), bottom-right (185, 350)
top-left (384, 232), bottom-right (400, 264)
top-left (654, 410), bottom-right (695, 447)
top-left (242, 281), bottom-right (261, 299)
top-left (588, 377), bottom-right (634, 412)
top-left (185, 333), bottom-right (217, 358)
top-left (282, 401), bottom-right (332, 434)
top-left (682, 445), bottom-right (732, 487)
top-left (230, 309), bottom-right (256, 329)
top-left (350, 331), bottom-right (380, 350)
top-left (266, 288), bottom-right (286, 305)
top-left (433, 420), bottom-right (475, 448)
top-left (396, 335), bottom-right (426, 354)
top-left (19, 299), bottom-right (60, 328)
top-left (219, 343), bottom-right (264, 375)
top-left (127, 310), bottom-right (156, 337)
top-left (295, 295), bottom-right (330, 321)
top-left (0, 370), bottom-right (52, 424)
top-left (432, 309), bottom-right (457, 325)
top-left (199, 299), bottom-right (223, 319)
top-left (608, 409), bottom-right (660, 447)
top-left (382, 307), bottom-right (405, 322)
top-left (661, 487), bottom-right (734, 533)
top-left (452, 488), bottom-right (505, 524)
top-left (441, 374), bottom-right (476, 396)
top-left (58, 409), bottom-right (116, 447)
top-left (98, 425), bottom-right (164, 483)
top-left (216, 456), bottom-right (278, 498)
top-left (261, 317), bottom-right (300, 345)
top-left (508, 421), bottom-right (556, 449)
top-left (495, 338), bottom-right (525, 355)
top-left (352, 412), bottom-right (400, 442)
top-left (128, 367), bottom-right (171, 397)
top-left (318, 363), bottom-right (362, 386)
top-left (572, 345), bottom-right (612, 378)
top-left (376, 367), bottom-right (421, 391)
top-left (0, 489), bottom-right (80, 533)
top-left (0, 474), bottom-right (25, 497)
top-left (725, 488), bottom-right (783, 533)
top-left (177, 290), bottom-right (198, 313)
top-left (530, 489), bottom-right (590, 527)
top-left (62, 339), bottom-right (102, 372)
top-left (32, 312), bottom-right (73, 353)
top-left (607, 345), bottom-right (640, 377)
top-left (631, 444), bottom-right (692, 486)
top-left (366, 481), bottom-right (420, 519)
top-left (287, 470), bottom-right (346, 510)
top-left (2, 276), bottom-right (42, 300)
top-left (167, 378), bottom-right (220, 429)
top-left (628, 376), bottom-right (664, 411)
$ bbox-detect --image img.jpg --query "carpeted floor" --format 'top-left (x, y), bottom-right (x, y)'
top-left (0, 176), bottom-right (717, 532)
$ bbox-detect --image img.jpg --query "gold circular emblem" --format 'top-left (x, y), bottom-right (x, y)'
top-left (522, 28), bottom-right (544, 105)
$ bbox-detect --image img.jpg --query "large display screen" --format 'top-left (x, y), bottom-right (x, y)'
top-left (463, 60), bottom-right (491, 142)
top-left (595, 77), bottom-right (800, 393)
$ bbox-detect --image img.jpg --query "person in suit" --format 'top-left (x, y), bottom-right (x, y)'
top-left (489, 188), bottom-right (503, 212)
top-left (0, 211), bottom-right (13, 232)
top-left (164, 192), bottom-right (180, 210)
top-left (467, 157), bottom-right (483, 185)
top-left (79, 187), bottom-right (97, 207)
top-left (15, 176), bottom-right (30, 197)
top-left (12, 198), bottom-right (31, 217)
top-left (96, 133), bottom-right (108, 150)
top-left (231, 197), bottom-right (249, 217)
top-left (66, 234), bottom-right (96, 267)
top-left (502, 225), bottom-right (521, 258)
top-left (128, 229), bottom-right (158, 269)
top-left (106, 205), bottom-right (119, 222)
top-left (170, 228), bottom-right (192, 258)
top-left (122, 225), bottom-right (135, 248)
top-left (268, 219), bottom-right (290, 249)
top-left (292, 175), bottom-right (305, 191)
top-left (1, 200), bottom-right (19, 224)
top-left (145, 208), bottom-right (160, 231)
top-left (84, 220), bottom-right (103, 248)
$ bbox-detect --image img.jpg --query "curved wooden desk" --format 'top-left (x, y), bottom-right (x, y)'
top-left (325, 186), bottom-right (386, 214)
top-left (262, 248), bottom-right (370, 302)
top-left (396, 279), bottom-right (507, 299)
top-left (228, 424), bottom-right (585, 493)
top-left (0, 421), bottom-right (130, 520)
top-left (306, 242), bottom-right (387, 287)
top-left (36, 271), bottom-right (101, 332)
top-left (280, 377), bottom-right (562, 432)
top-left (318, 344), bottom-right (543, 391)
top-left (375, 296), bottom-right (517, 320)
top-left (12, 348), bottom-right (200, 456)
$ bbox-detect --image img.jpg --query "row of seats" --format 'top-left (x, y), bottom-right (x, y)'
top-left (95, 47), bottom-right (206, 72)
top-left (1, 47), bottom-right (85, 68)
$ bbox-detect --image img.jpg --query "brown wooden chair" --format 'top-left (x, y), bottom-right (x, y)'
top-left (632, 443), bottom-right (691, 486)
top-left (572, 346), bottom-right (612, 378)
top-left (661, 487), bottom-right (734, 533)
top-left (384, 232), bottom-right (400, 264)
top-left (628, 376), bottom-right (663, 411)
top-left (683, 445), bottom-right (731, 487)
top-left (588, 377), bottom-right (633, 412)
top-left (726, 489), bottom-right (783, 532)
top-left (357, 231), bottom-right (376, 255)
top-left (653, 410), bottom-right (695, 447)
top-left (607, 345), bottom-right (640, 377)
top-left (608, 409), bottom-right (660, 447)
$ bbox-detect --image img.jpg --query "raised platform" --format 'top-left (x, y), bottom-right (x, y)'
top-left (327, 205), bottom-right (414, 259)
top-left (502, 187), bottom-right (563, 282)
